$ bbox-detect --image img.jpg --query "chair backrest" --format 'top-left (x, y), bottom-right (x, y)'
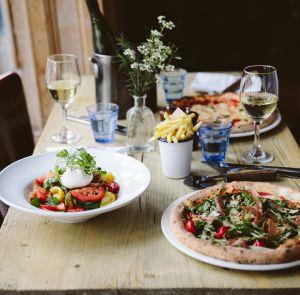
top-left (0, 72), bottom-right (34, 169)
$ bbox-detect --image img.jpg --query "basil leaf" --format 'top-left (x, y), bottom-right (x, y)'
top-left (31, 197), bottom-right (41, 208)
top-left (56, 149), bottom-right (69, 158)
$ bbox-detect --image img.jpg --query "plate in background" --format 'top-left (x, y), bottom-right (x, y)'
top-left (231, 111), bottom-right (281, 138)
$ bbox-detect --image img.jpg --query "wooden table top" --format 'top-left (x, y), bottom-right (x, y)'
top-left (1, 74), bottom-right (300, 294)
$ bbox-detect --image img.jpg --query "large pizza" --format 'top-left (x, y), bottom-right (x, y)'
top-left (170, 182), bottom-right (300, 264)
top-left (171, 93), bottom-right (277, 134)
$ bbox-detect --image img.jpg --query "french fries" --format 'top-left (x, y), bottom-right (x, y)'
top-left (151, 108), bottom-right (202, 143)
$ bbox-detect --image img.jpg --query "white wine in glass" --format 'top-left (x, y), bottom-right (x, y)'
top-left (240, 65), bottom-right (279, 163)
top-left (46, 54), bottom-right (81, 144)
top-left (47, 80), bottom-right (79, 104)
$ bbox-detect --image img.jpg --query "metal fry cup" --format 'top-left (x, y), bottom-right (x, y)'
top-left (158, 137), bottom-right (193, 179)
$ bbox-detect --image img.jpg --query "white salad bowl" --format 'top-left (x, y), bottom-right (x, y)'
top-left (0, 149), bottom-right (151, 223)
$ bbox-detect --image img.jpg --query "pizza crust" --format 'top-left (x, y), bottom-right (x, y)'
top-left (231, 112), bottom-right (277, 133)
top-left (170, 182), bottom-right (300, 264)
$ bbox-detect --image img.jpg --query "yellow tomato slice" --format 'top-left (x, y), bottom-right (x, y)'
top-left (50, 186), bottom-right (65, 201)
top-left (100, 191), bottom-right (116, 207)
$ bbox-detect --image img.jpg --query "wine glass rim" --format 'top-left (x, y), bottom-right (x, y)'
top-left (47, 53), bottom-right (78, 63)
top-left (243, 65), bottom-right (277, 75)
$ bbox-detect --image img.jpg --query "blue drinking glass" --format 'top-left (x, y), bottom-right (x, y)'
top-left (87, 103), bottom-right (119, 143)
top-left (198, 120), bottom-right (232, 163)
top-left (162, 68), bottom-right (187, 103)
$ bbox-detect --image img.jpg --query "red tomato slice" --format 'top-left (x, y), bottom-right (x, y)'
top-left (35, 187), bottom-right (48, 202)
top-left (68, 208), bottom-right (85, 212)
top-left (106, 182), bottom-right (120, 194)
top-left (232, 118), bottom-right (241, 126)
top-left (57, 202), bottom-right (66, 211)
top-left (40, 204), bottom-right (58, 211)
top-left (70, 186), bottom-right (105, 202)
top-left (36, 176), bottom-right (46, 186)
top-left (184, 220), bottom-right (196, 234)
top-left (215, 226), bottom-right (230, 239)
top-left (254, 240), bottom-right (265, 247)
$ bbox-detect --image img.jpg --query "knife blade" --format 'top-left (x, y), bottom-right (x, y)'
top-left (220, 162), bottom-right (300, 178)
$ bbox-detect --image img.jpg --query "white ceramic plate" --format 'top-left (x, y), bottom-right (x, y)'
top-left (231, 111), bottom-right (281, 138)
top-left (161, 192), bottom-right (300, 271)
top-left (0, 149), bottom-right (150, 223)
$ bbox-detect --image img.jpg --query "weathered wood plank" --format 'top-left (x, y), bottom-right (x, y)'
top-left (0, 75), bottom-right (300, 293)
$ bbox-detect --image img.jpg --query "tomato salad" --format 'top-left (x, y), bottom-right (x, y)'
top-left (28, 148), bottom-right (120, 212)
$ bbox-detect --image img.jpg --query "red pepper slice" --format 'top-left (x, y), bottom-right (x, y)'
top-left (40, 204), bottom-right (58, 211)
top-left (215, 226), bottom-right (230, 239)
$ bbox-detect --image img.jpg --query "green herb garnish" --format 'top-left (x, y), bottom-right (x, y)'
top-left (83, 202), bottom-right (101, 210)
top-left (55, 148), bottom-right (100, 175)
top-left (43, 177), bottom-right (61, 190)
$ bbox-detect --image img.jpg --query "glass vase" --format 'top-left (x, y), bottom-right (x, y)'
top-left (126, 94), bottom-right (155, 152)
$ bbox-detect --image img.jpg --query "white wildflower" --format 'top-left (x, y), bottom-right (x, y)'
top-left (130, 62), bottom-right (139, 69)
top-left (140, 63), bottom-right (152, 72)
top-left (157, 16), bottom-right (166, 23)
top-left (137, 44), bottom-right (150, 55)
top-left (162, 20), bottom-right (175, 30)
top-left (150, 29), bottom-right (162, 37)
top-left (123, 48), bottom-right (136, 60)
top-left (158, 64), bottom-right (165, 70)
top-left (158, 16), bottom-right (175, 30)
top-left (155, 74), bottom-right (161, 83)
top-left (165, 64), bottom-right (175, 72)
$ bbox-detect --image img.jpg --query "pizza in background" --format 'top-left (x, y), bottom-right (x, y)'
top-left (171, 92), bottom-right (277, 134)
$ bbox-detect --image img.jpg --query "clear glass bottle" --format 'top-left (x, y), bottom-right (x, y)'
top-left (126, 95), bottom-right (155, 152)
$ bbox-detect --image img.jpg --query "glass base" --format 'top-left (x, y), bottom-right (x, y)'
top-left (128, 144), bottom-right (154, 153)
top-left (52, 130), bottom-right (80, 144)
top-left (95, 138), bottom-right (114, 143)
top-left (241, 150), bottom-right (274, 164)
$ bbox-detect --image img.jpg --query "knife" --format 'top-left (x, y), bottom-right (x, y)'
top-left (184, 169), bottom-right (277, 189)
top-left (206, 160), bottom-right (278, 181)
top-left (220, 162), bottom-right (300, 178)
top-left (67, 115), bottom-right (127, 136)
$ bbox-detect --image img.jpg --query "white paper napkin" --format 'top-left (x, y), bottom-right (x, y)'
top-left (190, 73), bottom-right (240, 93)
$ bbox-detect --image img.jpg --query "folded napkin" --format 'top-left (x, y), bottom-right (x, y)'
top-left (190, 73), bottom-right (240, 94)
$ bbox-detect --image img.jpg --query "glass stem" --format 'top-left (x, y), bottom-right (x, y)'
top-left (252, 120), bottom-right (263, 158)
top-left (60, 105), bottom-right (68, 139)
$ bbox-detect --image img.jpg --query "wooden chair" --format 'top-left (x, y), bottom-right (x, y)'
top-left (0, 72), bottom-right (34, 220)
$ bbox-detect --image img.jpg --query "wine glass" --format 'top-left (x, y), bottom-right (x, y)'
top-left (45, 54), bottom-right (81, 144)
top-left (240, 65), bottom-right (279, 163)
